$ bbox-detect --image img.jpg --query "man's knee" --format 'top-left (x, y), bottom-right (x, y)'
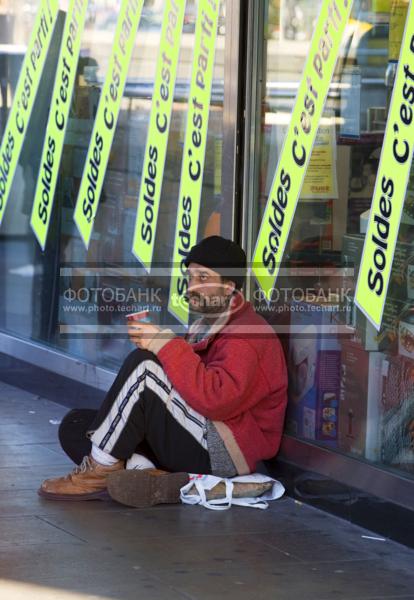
top-left (59, 408), bottom-right (97, 465)
top-left (59, 409), bottom-right (97, 441)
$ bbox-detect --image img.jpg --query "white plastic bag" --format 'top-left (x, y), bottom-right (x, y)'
top-left (180, 472), bottom-right (285, 510)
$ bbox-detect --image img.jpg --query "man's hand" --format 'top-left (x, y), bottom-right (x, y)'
top-left (127, 322), bottom-right (162, 351)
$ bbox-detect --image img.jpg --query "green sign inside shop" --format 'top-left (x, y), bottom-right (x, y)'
top-left (31, 0), bottom-right (89, 250)
top-left (356, 0), bottom-right (414, 330)
top-left (73, 0), bottom-right (144, 249)
top-left (252, 0), bottom-right (354, 300)
top-left (0, 0), bottom-right (60, 227)
top-left (6, 0), bottom-right (413, 336)
top-left (132, 0), bottom-right (186, 272)
top-left (168, 0), bottom-right (220, 325)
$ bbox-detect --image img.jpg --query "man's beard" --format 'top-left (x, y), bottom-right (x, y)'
top-left (188, 292), bottom-right (231, 315)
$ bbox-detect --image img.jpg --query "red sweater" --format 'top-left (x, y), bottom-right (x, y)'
top-left (157, 299), bottom-right (288, 474)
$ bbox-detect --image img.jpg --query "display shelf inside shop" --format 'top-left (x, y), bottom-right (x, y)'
top-left (338, 131), bottom-right (385, 145)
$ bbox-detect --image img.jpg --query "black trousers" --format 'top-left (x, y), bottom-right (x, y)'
top-left (59, 348), bottom-right (213, 474)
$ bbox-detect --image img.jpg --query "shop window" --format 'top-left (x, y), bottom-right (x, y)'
top-left (0, 0), bottom-right (231, 370)
top-left (250, 0), bottom-right (414, 478)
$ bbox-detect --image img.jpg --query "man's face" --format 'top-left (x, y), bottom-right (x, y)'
top-left (187, 262), bottom-right (235, 315)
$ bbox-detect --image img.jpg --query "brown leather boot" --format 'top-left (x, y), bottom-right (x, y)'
top-left (107, 469), bottom-right (189, 508)
top-left (38, 455), bottom-right (124, 501)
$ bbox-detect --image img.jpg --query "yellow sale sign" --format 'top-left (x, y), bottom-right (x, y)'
top-left (168, 0), bottom-right (220, 325)
top-left (132, 0), bottom-right (186, 270)
top-left (252, 0), bottom-right (353, 300)
top-left (31, 0), bottom-right (89, 250)
top-left (356, 0), bottom-right (414, 330)
top-left (73, 0), bottom-right (143, 249)
top-left (0, 0), bottom-right (59, 226)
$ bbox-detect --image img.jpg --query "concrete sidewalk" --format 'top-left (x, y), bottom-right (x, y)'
top-left (0, 378), bottom-right (413, 600)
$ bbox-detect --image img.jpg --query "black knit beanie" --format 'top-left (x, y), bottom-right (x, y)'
top-left (184, 236), bottom-right (247, 290)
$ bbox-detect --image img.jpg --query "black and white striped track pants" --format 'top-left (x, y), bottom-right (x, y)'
top-left (86, 348), bottom-right (213, 474)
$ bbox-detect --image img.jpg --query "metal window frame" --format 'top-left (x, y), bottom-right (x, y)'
top-left (0, 330), bottom-right (115, 391)
top-left (240, 0), bottom-right (266, 300)
top-left (280, 436), bottom-right (414, 512)
top-left (221, 0), bottom-right (243, 239)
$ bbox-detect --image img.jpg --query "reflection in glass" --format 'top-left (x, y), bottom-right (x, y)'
top-left (0, 0), bottom-right (229, 371)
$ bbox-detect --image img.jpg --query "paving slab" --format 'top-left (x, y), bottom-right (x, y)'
top-left (1, 379), bottom-right (413, 600)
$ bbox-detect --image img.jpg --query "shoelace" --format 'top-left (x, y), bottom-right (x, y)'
top-left (72, 455), bottom-right (94, 476)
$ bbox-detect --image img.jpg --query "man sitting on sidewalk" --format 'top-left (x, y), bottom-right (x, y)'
top-left (39, 236), bottom-right (288, 506)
